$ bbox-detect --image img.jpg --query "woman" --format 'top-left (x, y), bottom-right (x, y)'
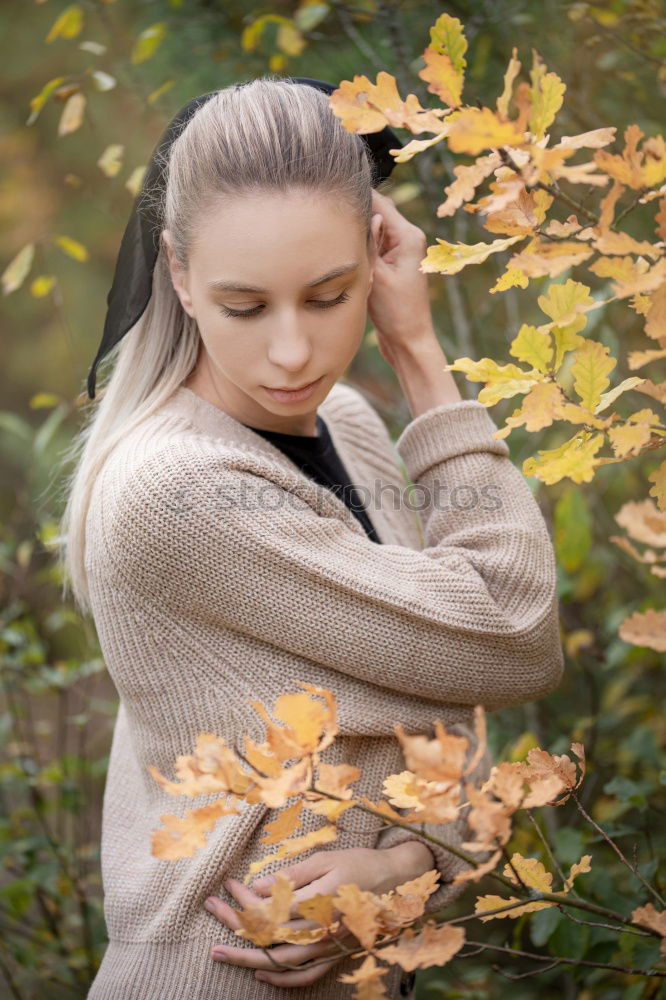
top-left (58, 75), bottom-right (564, 998)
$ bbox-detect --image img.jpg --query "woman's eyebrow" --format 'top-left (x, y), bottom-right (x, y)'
top-left (207, 261), bottom-right (360, 294)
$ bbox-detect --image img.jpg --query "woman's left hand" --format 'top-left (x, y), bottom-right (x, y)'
top-left (204, 843), bottom-right (435, 988)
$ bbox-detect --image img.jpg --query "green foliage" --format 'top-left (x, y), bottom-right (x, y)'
top-left (0, 404), bottom-right (113, 997)
top-left (1, 0), bottom-right (665, 996)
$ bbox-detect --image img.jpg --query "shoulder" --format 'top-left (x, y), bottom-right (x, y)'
top-left (90, 412), bottom-right (237, 529)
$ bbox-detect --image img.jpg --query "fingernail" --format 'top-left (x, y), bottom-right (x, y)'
top-left (212, 948), bottom-right (230, 960)
top-left (204, 898), bottom-right (216, 912)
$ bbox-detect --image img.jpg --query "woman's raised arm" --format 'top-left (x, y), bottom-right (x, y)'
top-left (106, 389), bottom-right (564, 710)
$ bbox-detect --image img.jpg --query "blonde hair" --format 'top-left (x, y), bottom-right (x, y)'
top-left (56, 74), bottom-right (378, 614)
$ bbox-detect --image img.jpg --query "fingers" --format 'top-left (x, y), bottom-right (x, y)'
top-left (253, 953), bottom-right (342, 988)
top-left (251, 853), bottom-right (330, 895)
top-left (211, 935), bottom-right (345, 972)
top-left (206, 878), bottom-right (355, 986)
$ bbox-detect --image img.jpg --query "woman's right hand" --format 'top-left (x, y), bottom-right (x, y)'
top-left (367, 189), bottom-right (436, 368)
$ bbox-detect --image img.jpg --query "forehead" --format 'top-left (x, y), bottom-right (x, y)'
top-left (189, 188), bottom-right (366, 281)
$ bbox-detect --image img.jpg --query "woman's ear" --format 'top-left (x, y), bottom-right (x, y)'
top-left (162, 230), bottom-right (195, 318)
top-left (367, 212), bottom-right (384, 292)
top-left (370, 212), bottom-right (384, 259)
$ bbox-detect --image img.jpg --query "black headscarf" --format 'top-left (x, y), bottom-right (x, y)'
top-left (86, 76), bottom-right (403, 400)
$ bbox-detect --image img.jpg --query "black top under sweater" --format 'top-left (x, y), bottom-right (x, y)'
top-left (241, 413), bottom-right (382, 544)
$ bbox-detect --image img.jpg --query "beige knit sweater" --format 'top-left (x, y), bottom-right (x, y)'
top-left (84, 380), bottom-right (564, 999)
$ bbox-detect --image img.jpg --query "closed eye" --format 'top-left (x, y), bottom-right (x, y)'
top-left (219, 290), bottom-right (351, 320)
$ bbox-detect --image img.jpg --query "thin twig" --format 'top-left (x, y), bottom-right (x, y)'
top-left (524, 810), bottom-right (568, 887)
top-left (572, 790), bottom-right (666, 908)
top-left (465, 939), bottom-right (666, 978)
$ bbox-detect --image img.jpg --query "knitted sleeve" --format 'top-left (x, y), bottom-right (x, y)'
top-left (106, 397), bottom-right (563, 709)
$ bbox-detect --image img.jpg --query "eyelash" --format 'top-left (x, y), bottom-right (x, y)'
top-left (219, 290), bottom-right (351, 320)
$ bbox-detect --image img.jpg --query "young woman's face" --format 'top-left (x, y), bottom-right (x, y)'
top-left (164, 188), bottom-right (380, 435)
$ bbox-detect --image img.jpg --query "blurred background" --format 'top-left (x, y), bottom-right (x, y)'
top-left (1, 0), bottom-right (664, 997)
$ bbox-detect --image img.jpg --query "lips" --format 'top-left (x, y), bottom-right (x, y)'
top-left (270, 379), bottom-right (318, 391)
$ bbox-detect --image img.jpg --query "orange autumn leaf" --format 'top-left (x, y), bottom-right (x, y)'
top-left (377, 870), bottom-right (442, 931)
top-left (248, 682), bottom-right (338, 763)
top-left (393, 718), bottom-right (470, 782)
top-left (631, 904), bottom-right (666, 955)
top-left (338, 954), bottom-right (390, 998)
top-left (148, 732), bottom-right (252, 797)
top-left (244, 756), bottom-right (312, 809)
top-left (234, 871), bottom-right (295, 947)
top-left (244, 823), bottom-right (339, 882)
top-left (259, 799), bottom-right (303, 845)
top-left (335, 883), bottom-right (384, 951)
top-left (618, 608), bottom-right (666, 653)
top-left (151, 800), bottom-right (240, 860)
top-left (378, 922), bottom-right (466, 972)
top-left (475, 853), bottom-right (592, 921)
top-left (296, 892), bottom-right (337, 928)
top-left (328, 71), bottom-right (450, 137)
top-left (446, 106), bottom-right (526, 156)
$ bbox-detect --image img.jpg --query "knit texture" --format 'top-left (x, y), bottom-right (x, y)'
top-left (84, 380), bottom-right (564, 998)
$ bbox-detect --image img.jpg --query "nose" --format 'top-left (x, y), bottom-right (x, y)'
top-left (266, 310), bottom-right (313, 373)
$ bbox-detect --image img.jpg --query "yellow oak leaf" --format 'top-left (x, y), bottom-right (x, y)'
top-left (446, 106), bottom-right (526, 156)
top-left (537, 279), bottom-right (595, 332)
top-left (493, 382), bottom-right (566, 440)
top-left (628, 348), bottom-right (666, 370)
top-left (504, 854), bottom-right (553, 891)
top-left (571, 340), bottom-right (617, 411)
top-left (595, 376), bottom-right (647, 413)
top-left (645, 282), bottom-right (666, 340)
top-left (648, 460), bottom-right (666, 510)
top-left (245, 823), bottom-right (339, 882)
top-left (563, 854), bottom-right (592, 892)
top-left (429, 12), bottom-right (467, 75)
top-left (594, 125), bottom-right (666, 190)
top-left (509, 324), bottom-right (554, 373)
top-left (475, 892), bottom-right (551, 921)
top-left (523, 431), bottom-right (605, 484)
top-left (489, 265), bottom-right (529, 293)
top-left (496, 47), bottom-right (521, 120)
top-left (590, 255), bottom-right (666, 298)
top-left (463, 783), bottom-right (513, 851)
top-left (592, 230), bottom-right (661, 259)
top-left (438, 153), bottom-right (502, 217)
top-left (608, 409), bottom-right (661, 458)
top-left (452, 848), bottom-right (502, 885)
top-left (421, 234), bottom-right (525, 275)
top-left (529, 51), bottom-right (565, 140)
top-left (509, 238), bottom-right (594, 278)
top-left (443, 356), bottom-right (540, 398)
top-left (419, 47), bottom-right (463, 108)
